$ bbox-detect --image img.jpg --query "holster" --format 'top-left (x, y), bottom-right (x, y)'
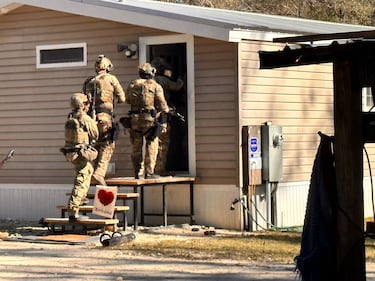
top-left (146, 122), bottom-right (163, 141)
top-left (79, 145), bottom-right (98, 161)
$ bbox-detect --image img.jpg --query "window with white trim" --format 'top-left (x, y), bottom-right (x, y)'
top-left (36, 43), bottom-right (87, 68)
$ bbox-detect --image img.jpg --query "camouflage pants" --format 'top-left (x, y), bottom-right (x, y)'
top-left (129, 123), bottom-right (158, 177)
top-left (68, 157), bottom-right (94, 216)
top-left (93, 140), bottom-right (115, 179)
top-left (154, 124), bottom-right (170, 174)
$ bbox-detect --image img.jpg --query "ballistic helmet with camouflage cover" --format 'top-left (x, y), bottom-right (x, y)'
top-left (70, 93), bottom-right (88, 109)
top-left (138, 63), bottom-right (156, 78)
top-left (151, 57), bottom-right (172, 74)
top-left (95, 55), bottom-right (113, 73)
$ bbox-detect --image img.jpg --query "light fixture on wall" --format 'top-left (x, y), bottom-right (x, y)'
top-left (117, 43), bottom-right (138, 59)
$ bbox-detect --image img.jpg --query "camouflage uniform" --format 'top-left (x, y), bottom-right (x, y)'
top-left (83, 55), bottom-right (126, 185)
top-left (126, 63), bottom-right (169, 179)
top-left (61, 93), bottom-right (99, 220)
top-left (152, 58), bottom-right (184, 175)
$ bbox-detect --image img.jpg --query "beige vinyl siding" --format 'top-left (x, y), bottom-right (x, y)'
top-left (194, 38), bottom-right (238, 185)
top-left (239, 41), bottom-right (335, 183)
top-left (0, 6), bottom-right (165, 183)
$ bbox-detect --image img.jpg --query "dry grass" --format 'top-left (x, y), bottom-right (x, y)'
top-left (116, 231), bottom-right (302, 263)
top-left (3, 220), bottom-right (375, 264)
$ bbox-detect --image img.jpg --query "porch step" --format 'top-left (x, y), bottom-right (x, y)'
top-left (56, 205), bottom-right (129, 212)
top-left (42, 217), bottom-right (119, 226)
top-left (40, 217), bottom-right (119, 233)
top-left (56, 205), bottom-right (129, 229)
top-left (66, 192), bottom-right (140, 199)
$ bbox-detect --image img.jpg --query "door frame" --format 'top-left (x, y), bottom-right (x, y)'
top-left (139, 34), bottom-right (196, 176)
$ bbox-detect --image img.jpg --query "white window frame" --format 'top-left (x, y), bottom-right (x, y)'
top-left (36, 42), bottom-right (87, 69)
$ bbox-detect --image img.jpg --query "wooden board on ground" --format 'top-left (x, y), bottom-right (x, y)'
top-left (3, 234), bottom-right (96, 245)
top-left (42, 218), bottom-right (119, 226)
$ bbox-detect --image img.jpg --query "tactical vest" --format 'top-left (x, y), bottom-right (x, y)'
top-left (64, 116), bottom-right (89, 146)
top-left (90, 73), bottom-right (115, 113)
top-left (126, 79), bottom-right (155, 111)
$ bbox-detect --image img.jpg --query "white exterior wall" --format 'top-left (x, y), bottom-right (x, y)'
top-left (1, 179), bottom-right (373, 229)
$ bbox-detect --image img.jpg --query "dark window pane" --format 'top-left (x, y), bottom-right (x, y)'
top-left (40, 48), bottom-right (84, 64)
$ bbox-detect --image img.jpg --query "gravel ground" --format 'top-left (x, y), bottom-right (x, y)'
top-left (0, 238), bottom-right (297, 281)
top-left (0, 219), bottom-right (299, 280)
top-left (0, 219), bottom-right (374, 281)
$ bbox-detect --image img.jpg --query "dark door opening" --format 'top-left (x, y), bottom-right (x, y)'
top-left (149, 43), bottom-right (188, 173)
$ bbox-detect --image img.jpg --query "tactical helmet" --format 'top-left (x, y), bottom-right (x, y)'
top-left (138, 63), bottom-right (156, 77)
top-left (70, 93), bottom-right (88, 109)
top-left (151, 57), bottom-right (169, 74)
top-left (95, 55), bottom-right (113, 73)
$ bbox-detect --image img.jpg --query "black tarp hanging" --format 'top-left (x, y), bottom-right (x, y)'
top-left (295, 132), bottom-right (337, 281)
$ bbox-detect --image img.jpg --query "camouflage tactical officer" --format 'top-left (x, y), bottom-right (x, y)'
top-left (125, 63), bottom-right (169, 179)
top-left (151, 57), bottom-right (184, 175)
top-left (61, 93), bottom-right (99, 222)
top-left (82, 55), bottom-right (126, 185)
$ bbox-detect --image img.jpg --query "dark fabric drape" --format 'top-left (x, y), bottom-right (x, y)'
top-left (295, 132), bottom-right (337, 280)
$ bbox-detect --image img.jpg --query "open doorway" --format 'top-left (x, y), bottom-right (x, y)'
top-left (148, 43), bottom-right (189, 173)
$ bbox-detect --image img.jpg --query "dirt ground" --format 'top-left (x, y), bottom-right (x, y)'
top-left (0, 234), bottom-right (297, 281)
top-left (0, 222), bottom-right (375, 281)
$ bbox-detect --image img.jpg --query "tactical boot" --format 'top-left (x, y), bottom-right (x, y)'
top-left (68, 215), bottom-right (77, 223)
top-left (69, 214), bottom-right (89, 223)
top-left (68, 209), bottom-right (79, 223)
top-left (145, 173), bottom-right (160, 179)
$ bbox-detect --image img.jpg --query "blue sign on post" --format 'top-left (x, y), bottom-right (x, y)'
top-left (250, 137), bottom-right (258, 152)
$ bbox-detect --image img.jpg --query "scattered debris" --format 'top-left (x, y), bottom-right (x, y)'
top-left (100, 231), bottom-right (136, 247)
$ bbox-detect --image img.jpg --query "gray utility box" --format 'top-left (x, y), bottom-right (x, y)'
top-left (261, 124), bottom-right (283, 182)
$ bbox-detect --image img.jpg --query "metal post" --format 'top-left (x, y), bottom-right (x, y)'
top-left (266, 181), bottom-right (271, 229)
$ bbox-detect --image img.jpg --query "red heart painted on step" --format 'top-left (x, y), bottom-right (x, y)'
top-left (98, 189), bottom-right (115, 206)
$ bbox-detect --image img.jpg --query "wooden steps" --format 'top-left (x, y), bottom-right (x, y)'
top-left (41, 217), bottom-right (119, 233)
top-left (66, 192), bottom-right (140, 199)
top-left (42, 190), bottom-right (140, 234)
top-left (56, 204), bottom-right (130, 229)
top-left (64, 192), bottom-right (139, 230)
top-left (52, 192), bottom-right (140, 233)
top-left (42, 217), bottom-right (119, 225)
top-left (56, 205), bottom-right (129, 212)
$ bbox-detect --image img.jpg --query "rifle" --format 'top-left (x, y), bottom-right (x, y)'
top-left (109, 121), bottom-right (120, 142)
top-left (168, 106), bottom-right (185, 123)
top-left (82, 74), bottom-right (97, 120)
top-left (91, 76), bottom-right (97, 120)
top-left (0, 149), bottom-right (15, 169)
